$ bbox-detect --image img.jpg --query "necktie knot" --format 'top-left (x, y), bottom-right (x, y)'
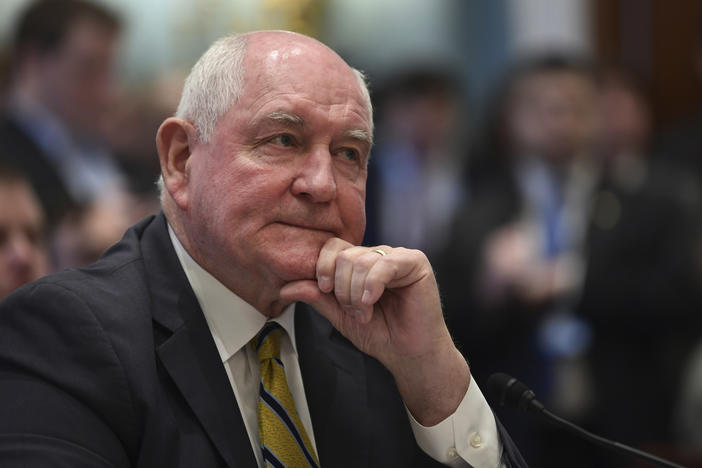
top-left (253, 321), bottom-right (283, 363)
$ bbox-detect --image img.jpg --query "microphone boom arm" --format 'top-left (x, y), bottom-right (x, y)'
top-left (487, 372), bottom-right (687, 468)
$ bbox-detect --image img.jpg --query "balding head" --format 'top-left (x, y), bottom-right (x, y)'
top-left (175, 31), bottom-right (372, 144)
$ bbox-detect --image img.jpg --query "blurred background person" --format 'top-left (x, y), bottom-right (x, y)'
top-left (0, 0), bottom-right (159, 270)
top-left (0, 163), bottom-right (49, 300)
top-left (653, 14), bottom-right (702, 191)
top-left (440, 55), bottom-right (702, 467)
top-left (364, 66), bottom-right (467, 261)
top-left (98, 74), bottom-right (182, 204)
top-left (652, 13), bottom-right (702, 459)
top-left (438, 55), bottom-right (602, 466)
top-left (0, 0), bottom-right (125, 227)
top-left (49, 74), bottom-right (178, 271)
top-left (439, 55), bottom-right (600, 404)
top-left (578, 68), bottom-right (702, 465)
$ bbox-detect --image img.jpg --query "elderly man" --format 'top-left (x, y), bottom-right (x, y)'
top-left (0, 31), bottom-right (526, 468)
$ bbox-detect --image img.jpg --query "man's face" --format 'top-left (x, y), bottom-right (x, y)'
top-left (181, 35), bottom-right (372, 293)
top-left (507, 70), bottom-right (597, 163)
top-left (0, 179), bottom-right (49, 299)
top-left (38, 18), bottom-right (117, 135)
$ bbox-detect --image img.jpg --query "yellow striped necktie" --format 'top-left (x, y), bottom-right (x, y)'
top-left (253, 322), bottom-right (320, 468)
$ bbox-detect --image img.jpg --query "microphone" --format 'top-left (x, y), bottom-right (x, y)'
top-left (486, 373), bottom-right (687, 468)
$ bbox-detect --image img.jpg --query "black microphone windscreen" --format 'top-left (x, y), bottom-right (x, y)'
top-left (486, 372), bottom-right (514, 407)
top-left (486, 372), bottom-right (540, 412)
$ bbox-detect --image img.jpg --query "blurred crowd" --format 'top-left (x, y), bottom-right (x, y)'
top-left (0, 0), bottom-right (170, 300)
top-left (1, 0), bottom-right (702, 467)
top-left (364, 44), bottom-right (702, 468)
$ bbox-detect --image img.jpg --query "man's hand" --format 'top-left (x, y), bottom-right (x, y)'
top-left (280, 237), bottom-right (471, 426)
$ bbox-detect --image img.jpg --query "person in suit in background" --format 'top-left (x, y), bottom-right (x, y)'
top-left (0, 0), bottom-right (158, 271)
top-left (363, 67), bottom-right (467, 262)
top-left (0, 164), bottom-right (48, 300)
top-left (580, 68), bottom-right (702, 463)
top-left (440, 56), bottom-right (702, 467)
top-left (438, 55), bottom-right (601, 467)
top-left (0, 31), bottom-right (527, 467)
top-left (0, 0), bottom-right (124, 228)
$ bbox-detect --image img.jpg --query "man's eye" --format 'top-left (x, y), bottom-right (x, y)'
top-left (339, 148), bottom-right (359, 161)
top-left (270, 134), bottom-right (295, 147)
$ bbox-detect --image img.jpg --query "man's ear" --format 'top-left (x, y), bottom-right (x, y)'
top-left (156, 117), bottom-right (198, 211)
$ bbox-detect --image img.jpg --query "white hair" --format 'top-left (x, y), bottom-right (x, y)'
top-left (353, 69), bottom-right (374, 135)
top-left (175, 34), bottom-right (248, 143)
top-left (174, 33), bottom-right (373, 143)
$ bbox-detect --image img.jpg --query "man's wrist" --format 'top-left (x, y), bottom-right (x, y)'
top-left (408, 378), bottom-right (504, 468)
top-left (395, 344), bottom-right (471, 426)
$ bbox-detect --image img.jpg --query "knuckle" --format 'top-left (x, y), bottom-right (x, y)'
top-left (414, 249), bottom-right (429, 263)
top-left (355, 253), bottom-right (376, 270)
top-left (397, 246), bottom-right (428, 262)
top-left (338, 246), bottom-right (367, 263)
top-left (336, 250), bottom-right (354, 265)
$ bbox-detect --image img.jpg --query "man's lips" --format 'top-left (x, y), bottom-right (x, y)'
top-left (275, 221), bottom-right (340, 236)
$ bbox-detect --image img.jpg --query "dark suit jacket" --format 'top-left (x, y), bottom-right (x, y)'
top-left (0, 213), bottom-right (526, 467)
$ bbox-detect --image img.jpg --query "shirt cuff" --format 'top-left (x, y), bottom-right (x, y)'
top-left (407, 379), bottom-right (503, 468)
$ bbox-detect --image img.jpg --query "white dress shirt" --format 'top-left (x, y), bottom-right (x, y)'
top-left (169, 226), bottom-right (503, 468)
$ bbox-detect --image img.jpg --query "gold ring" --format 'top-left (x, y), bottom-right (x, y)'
top-left (373, 248), bottom-right (387, 256)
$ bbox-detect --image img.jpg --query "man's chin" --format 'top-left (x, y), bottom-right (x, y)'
top-left (262, 244), bottom-right (321, 283)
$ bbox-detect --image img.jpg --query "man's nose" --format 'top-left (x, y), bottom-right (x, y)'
top-left (291, 147), bottom-right (337, 202)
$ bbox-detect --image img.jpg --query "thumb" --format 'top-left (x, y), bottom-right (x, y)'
top-left (280, 280), bottom-right (343, 328)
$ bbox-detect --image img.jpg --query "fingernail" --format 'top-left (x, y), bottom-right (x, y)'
top-left (318, 275), bottom-right (332, 292)
top-left (361, 289), bottom-right (371, 305)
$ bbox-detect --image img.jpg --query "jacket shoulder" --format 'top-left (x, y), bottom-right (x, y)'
top-left (0, 215), bottom-right (163, 462)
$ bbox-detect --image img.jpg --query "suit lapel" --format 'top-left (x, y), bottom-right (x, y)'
top-left (296, 304), bottom-right (370, 468)
top-left (141, 213), bottom-right (257, 468)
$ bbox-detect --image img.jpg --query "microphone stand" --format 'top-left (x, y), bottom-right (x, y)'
top-left (538, 406), bottom-right (686, 468)
top-left (487, 373), bottom-right (688, 468)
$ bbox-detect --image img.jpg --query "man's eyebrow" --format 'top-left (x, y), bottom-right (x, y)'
top-left (264, 111), bottom-right (304, 127)
top-left (263, 111), bottom-right (373, 147)
top-left (344, 128), bottom-right (373, 147)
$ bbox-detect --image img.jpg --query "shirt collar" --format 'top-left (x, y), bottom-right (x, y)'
top-left (167, 224), bottom-right (297, 363)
